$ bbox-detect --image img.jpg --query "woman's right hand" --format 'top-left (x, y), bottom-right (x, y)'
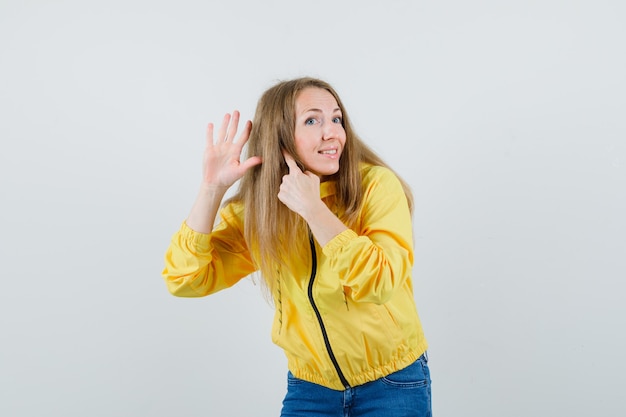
top-left (202, 110), bottom-right (262, 189)
top-left (186, 111), bottom-right (262, 233)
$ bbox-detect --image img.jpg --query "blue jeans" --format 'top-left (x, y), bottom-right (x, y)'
top-left (280, 353), bottom-right (432, 417)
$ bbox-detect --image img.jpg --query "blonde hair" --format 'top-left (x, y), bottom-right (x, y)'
top-left (226, 77), bottom-right (413, 292)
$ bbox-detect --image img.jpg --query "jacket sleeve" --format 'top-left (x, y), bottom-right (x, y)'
top-left (322, 166), bottom-right (414, 304)
top-left (162, 204), bottom-right (257, 297)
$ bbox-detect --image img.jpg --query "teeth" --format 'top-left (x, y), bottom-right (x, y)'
top-left (320, 149), bottom-right (337, 155)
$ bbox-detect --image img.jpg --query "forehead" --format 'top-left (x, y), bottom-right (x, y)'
top-left (295, 87), bottom-right (340, 112)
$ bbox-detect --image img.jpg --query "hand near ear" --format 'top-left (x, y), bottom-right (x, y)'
top-left (186, 111), bottom-right (261, 234)
top-left (278, 152), bottom-right (348, 246)
top-left (202, 111), bottom-right (262, 189)
top-left (278, 152), bottom-right (322, 218)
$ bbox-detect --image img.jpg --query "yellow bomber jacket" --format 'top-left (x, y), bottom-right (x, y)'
top-left (163, 164), bottom-right (428, 390)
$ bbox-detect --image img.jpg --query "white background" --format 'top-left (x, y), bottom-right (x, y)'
top-left (1, 1), bottom-right (625, 416)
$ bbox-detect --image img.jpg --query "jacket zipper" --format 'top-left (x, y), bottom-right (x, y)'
top-left (307, 235), bottom-right (351, 389)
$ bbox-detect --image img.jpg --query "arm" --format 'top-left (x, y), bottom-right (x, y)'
top-left (322, 167), bottom-right (414, 304)
top-left (277, 156), bottom-right (413, 304)
top-left (163, 206), bottom-right (257, 297)
top-left (163, 111), bottom-right (262, 296)
top-left (277, 153), bottom-right (347, 246)
top-left (187, 111), bottom-right (262, 233)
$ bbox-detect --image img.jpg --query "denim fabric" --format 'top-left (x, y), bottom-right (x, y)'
top-left (280, 353), bottom-right (432, 417)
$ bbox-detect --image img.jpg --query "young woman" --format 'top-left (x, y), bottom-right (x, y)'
top-left (163, 77), bottom-right (431, 416)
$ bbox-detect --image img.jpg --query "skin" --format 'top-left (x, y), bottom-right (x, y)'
top-left (186, 87), bottom-right (348, 247)
top-left (185, 111), bottom-right (261, 234)
top-left (292, 87), bottom-right (346, 178)
top-left (278, 88), bottom-right (348, 245)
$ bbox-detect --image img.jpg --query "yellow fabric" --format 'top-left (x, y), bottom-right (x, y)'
top-left (162, 165), bottom-right (428, 390)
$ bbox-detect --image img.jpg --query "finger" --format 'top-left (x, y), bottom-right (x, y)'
top-left (235, 120), bottom-right (252, 145)
top-left (282, 151), bottom-right (301, 173)
top-left (240, 156), bottom-right (263, 172)
top-left (206, 122), bottom-right (215, 147)
top-left (225, 110), bottom-right (240, 142)
top-left (217, 113), bottom-right (231, 142)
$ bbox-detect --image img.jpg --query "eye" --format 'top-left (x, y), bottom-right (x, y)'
top-left (332, 116), bottom-right (343, 124)
top-left (305, 118), bottom-right (317, 126)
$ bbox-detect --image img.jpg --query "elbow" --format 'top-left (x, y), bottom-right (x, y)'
top-left (349, 279), bottom-right (396, 305)
top-left (165, 282), bottom-right (207, 298)
top-left (167, 284), bottom-right (195, 297)
top-left (163, 272), bottom-right (208, 298)
top-left (357, 292), bottom-right (394, 305)
top-left (348, 266), bottom-right (410, 305)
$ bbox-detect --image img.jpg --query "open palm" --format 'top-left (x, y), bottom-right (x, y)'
top-left (202, 111), bottom-right (262, 188)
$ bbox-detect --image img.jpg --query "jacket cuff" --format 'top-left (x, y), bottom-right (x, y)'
top-left (322, 229), bottom-right (359, 256)
top-left (180, 221), bottom-right (212, 252)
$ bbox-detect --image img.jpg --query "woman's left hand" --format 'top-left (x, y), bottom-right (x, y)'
top-left (279, 152), bottom-right (348, 246)
top-left (278, 152), bottom-right (323, 219)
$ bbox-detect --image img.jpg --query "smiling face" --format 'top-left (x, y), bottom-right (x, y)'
top-left (293, 87), bottom-right (346, 179)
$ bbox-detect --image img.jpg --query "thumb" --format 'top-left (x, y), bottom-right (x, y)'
top-left (240, 155), bottom-right (263, 172)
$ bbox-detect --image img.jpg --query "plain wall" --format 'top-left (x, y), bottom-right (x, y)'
top-left (1, 1), bottom-right (624, 416)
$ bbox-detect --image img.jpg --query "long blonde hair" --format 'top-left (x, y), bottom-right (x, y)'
top-left (226, 77), bottom-right (413, 291)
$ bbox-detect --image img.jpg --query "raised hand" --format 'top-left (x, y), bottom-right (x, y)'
top-left (202, 111), bottom-right (262, 189)
top-left (186, 111), bottom-right (261, 233)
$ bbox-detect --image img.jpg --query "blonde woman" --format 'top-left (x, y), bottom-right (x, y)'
top-left (163, 77), bottom-right (431, 416)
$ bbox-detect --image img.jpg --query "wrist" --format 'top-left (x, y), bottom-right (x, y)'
top-left (198, 182), bottom-right (229, 198)
top-left (301, 200), bottom-right (328, 223)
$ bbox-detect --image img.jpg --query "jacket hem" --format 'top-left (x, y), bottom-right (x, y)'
top-left (289, 340), bottom-right (429, 391)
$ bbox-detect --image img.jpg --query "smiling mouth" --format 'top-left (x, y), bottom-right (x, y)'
top-left (319, 149), bottom-right (337, 155)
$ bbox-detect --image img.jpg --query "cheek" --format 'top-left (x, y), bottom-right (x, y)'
top-left (340, 132), bottom-right (347, 147)
top-left (293, 138), bottom-right (310, 160)
top-left (295, 134), bottom-right (315, 150)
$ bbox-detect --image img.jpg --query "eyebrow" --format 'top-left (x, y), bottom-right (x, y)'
top-left (300, 107), bottom-right (342, 115)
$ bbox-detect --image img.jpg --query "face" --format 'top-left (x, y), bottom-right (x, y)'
top-left (293, 87), bottom-right (346, 178)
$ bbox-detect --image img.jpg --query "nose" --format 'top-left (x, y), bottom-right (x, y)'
top-left (322, 122), bottom-right (340, 140)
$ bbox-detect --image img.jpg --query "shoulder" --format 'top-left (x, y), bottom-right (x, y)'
top-left (219, 199), bottom-right (245, 225)
top-left (359, 164), bottom-right (402, 190)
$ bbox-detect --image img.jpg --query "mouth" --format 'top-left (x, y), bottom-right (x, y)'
top-left (319, 149), bottom-right (338, 155)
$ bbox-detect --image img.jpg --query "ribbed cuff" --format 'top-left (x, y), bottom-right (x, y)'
top-left (322, 229), bottom-right (359, 256)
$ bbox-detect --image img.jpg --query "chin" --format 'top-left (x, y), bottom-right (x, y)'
top-left (315, 166), bottom-right (340, 177)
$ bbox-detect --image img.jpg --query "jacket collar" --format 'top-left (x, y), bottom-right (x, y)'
top-left (320, 180), bottom-right (337, 199)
